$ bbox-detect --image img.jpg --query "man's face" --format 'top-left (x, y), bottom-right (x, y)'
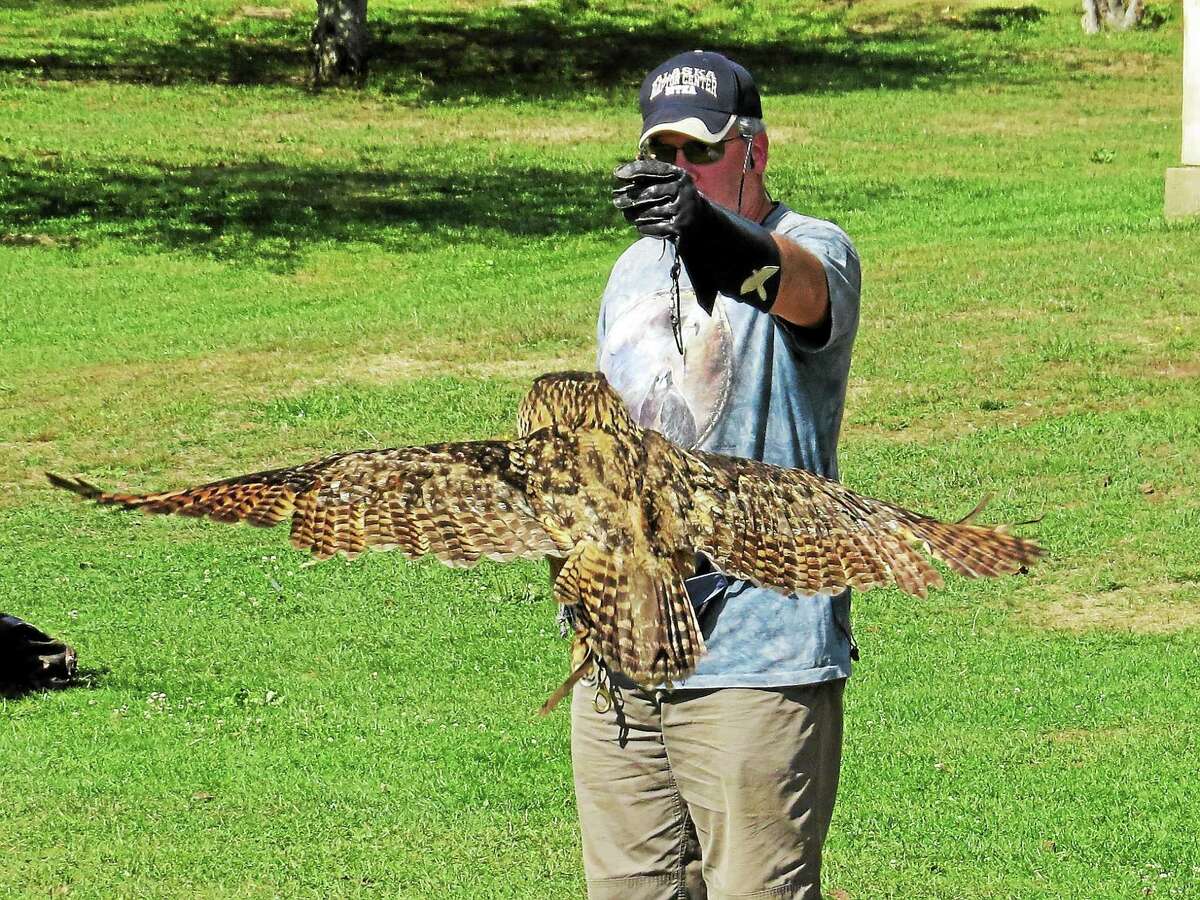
top-left (643, 130), bottom-right (760, 212)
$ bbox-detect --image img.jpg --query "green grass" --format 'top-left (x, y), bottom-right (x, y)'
top-left (2, 0), bottom-right (1199, 896)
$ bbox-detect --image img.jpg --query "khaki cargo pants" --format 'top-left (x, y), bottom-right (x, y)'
top-left (571, 670), bottom-right (844, 900)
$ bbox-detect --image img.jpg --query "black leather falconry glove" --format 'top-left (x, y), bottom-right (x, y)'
top-left (612, 159), bottom-right (781, 315)
top-left (0, 613), bottom-right (77, 696)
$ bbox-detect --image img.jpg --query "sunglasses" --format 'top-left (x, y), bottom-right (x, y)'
top-left (639, 136), bottom-right (741, 166)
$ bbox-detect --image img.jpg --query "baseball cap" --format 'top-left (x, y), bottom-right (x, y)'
top-left (638, 50), bottom-right (762, 147)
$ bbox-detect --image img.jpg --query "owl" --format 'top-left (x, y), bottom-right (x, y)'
top-left (49, 371), bottom-right (1042, 711)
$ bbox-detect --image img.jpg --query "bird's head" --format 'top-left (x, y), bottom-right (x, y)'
top-left (518, 371), bottom-right (633, 437)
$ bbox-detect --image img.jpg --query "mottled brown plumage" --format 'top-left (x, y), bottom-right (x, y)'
top-left (48, 371), bottom-right (1043, 708)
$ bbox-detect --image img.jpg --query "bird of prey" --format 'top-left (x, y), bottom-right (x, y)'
top-left (48, 371), bottom-right (1042, 711)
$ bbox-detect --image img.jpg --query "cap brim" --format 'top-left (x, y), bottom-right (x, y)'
top-left (639, 108), bottom-right (736, 147)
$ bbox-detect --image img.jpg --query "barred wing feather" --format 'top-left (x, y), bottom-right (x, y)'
top-left (683, 451), bottom-right (1043, 599)
top-left (47, 440), bottom-right (573, 566)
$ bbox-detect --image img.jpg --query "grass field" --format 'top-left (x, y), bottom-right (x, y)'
top-left (2, 0), bottom-right (1199, 897)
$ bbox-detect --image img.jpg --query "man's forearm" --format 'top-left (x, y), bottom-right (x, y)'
top-left (769, 236), bottom-right (831, 329)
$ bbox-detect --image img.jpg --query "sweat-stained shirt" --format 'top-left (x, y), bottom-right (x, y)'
top-left (596, 202), bottom-right (862, 688)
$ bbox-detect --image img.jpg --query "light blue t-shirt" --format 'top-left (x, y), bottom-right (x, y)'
top-left (596, 203), bottom-right (862, 688)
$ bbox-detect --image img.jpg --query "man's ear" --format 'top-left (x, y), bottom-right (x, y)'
top-left (752, 131), bottom-right (769, 173)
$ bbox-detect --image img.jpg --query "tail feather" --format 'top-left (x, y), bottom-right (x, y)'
top-left (553, 543), bottom-right (703, 688)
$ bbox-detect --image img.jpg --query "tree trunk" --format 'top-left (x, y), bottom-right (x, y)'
top-left (312, 0), bottom-right (369, 87)
top-left (1081, 0), bottom-right (1144, 33)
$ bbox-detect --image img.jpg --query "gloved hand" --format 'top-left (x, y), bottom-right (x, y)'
top-left (0, 613), bottom-right (77, 696)
top-left (612, 159), bottom-right (782, 315)
top-left (611, 159), bottom-right (704, 239)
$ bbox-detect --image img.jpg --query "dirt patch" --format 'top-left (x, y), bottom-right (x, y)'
top-left (357, 355), bottom-right (432, 382)
top-left (2, 232), bottom-right (80, 249)
top-left (15, 347), bottom-right (332, 414)
top-left (419, 119), bottom-right (616, 148)
top-left (1148, 360), bottom-right (1200, 380)
top-left (252, 105), bottom-right (615, 148)
top-left (1049, 49), bottom-right (1173, 80)
top-left (1044, 726), bottom-right (1132, 744)
top-left (841, 418), bottom-right (945, 445)
top-left (762, 124), bottom-right (815, 146)
top-left (925, 114), bottom-right (1053, 141)
top-left (358, 351), bottom-right (591, 384)
top-left (516, 121), bottom-right (618, 146)
top-left (217, 5), bottom-right (299, 24)
top-left (236, 5), bottom-right (296, 19)
top-left (1020, 583), bottom-right (1200, 634)
top-left (841, 374), bottom-right (1064, 445)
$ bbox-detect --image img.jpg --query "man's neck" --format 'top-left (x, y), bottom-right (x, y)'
top-left (735, 187), bottom-right (773, 224)
top-left (705, 181), bottom-right (772, 223)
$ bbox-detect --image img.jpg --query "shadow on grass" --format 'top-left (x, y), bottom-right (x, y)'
top-left (950, 5), bottom-right (1048, 31)
top-left (2, 10), bottom-right (310, 87)
top-left (1, 0), bottom-right (130, 8)
top-left (0, 155), bottom-right (614, 267)
top-left (0, 3), bottom-right (1003, 97)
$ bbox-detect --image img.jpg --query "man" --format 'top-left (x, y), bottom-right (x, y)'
top-left (571, 51), bottom-right (862, 899)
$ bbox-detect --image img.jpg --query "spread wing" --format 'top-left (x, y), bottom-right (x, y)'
top-left (680, 449), bottom-right (1043, 598)
top-left (48, 440), bottom-right (575, 566)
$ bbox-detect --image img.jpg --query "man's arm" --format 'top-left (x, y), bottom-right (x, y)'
top-left (770, 235), bottom-right (830, 330)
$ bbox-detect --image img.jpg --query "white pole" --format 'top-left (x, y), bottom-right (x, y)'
top-left (1166, 0), bottom-right (1200, 218)
top-left (1184, 0), bottom-right (1199, 165)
